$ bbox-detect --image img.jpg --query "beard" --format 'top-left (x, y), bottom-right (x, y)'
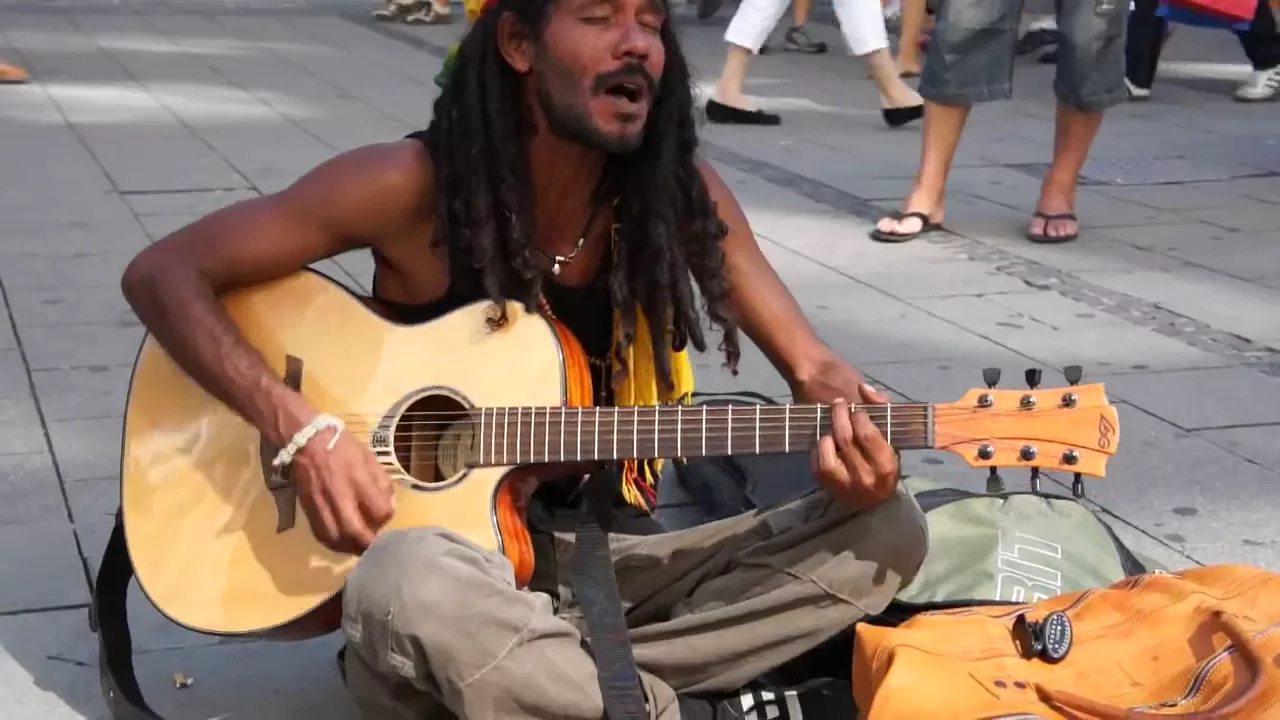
top-left (534, 67), bottom-right (647, 155)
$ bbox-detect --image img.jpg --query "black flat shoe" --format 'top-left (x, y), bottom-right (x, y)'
top-left (706, 99), bottom-right (781, 126)
top-left (882, 104), bottom-right (923, 128)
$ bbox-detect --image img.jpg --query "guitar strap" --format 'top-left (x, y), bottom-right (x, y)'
top-left (90, 508), bottom-right (164, 719)
top-left (570, 468), bottom-right (651, 720)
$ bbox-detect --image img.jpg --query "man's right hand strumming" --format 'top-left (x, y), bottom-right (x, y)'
top-left (290, 430), bottom-right (396, 555)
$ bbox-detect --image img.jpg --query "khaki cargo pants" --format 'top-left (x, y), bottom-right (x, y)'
top-left (340, 484), bottom-right (928, 719)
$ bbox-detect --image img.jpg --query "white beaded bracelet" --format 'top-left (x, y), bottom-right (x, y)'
top-left (271, 413), bottom-right (346, 470)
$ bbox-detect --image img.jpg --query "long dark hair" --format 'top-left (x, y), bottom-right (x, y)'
top-left (424, 0), bottom-right (740, 389)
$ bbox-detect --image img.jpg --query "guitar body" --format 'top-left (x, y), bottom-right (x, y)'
top-left (120, 270), bottom-right (592, 638)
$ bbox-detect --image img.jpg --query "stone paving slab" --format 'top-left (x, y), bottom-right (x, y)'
top-left (1, 4), bottom-right (1278, 717)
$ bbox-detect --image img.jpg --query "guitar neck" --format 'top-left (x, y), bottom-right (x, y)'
top-left (464, 403), bottom-right (934, 466)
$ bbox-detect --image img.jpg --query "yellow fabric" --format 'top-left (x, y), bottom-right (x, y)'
top-left (611, 306), bottom-right (695, 511)
top-left (605, 219), bottom-right (695, 512)
top-left (463, 0), bottom-right (488, 21)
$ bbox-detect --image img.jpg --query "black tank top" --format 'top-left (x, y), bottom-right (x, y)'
top-left (377, 132), bottom-right (664, 539)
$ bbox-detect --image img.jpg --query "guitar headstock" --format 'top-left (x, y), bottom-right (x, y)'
top-left (933, 377), bottom-right (1119, 478)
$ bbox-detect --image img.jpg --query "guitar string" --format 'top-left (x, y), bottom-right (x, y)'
top-left (329, 403), bottom-right (1091, 432)
top-left (348, 436), bottom-right (1093, 464)
top-left (320, 398), bottom-right (1093, 422)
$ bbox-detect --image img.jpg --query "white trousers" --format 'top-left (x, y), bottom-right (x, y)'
top-left (724, 0), bottom-right (889, 56)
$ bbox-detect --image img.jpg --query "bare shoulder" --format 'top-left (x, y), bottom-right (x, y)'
top-left (273, 137), bottom-right (436, 244)
top-left (126, 138), bottom-right (438, 293)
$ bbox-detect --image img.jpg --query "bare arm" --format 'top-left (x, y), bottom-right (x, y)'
top-left (697, 160), bottom-right (859, 394)
top-left (121, 140), bottom-right (435, 446)
top-left (698, 161), bottom-right (899, 510)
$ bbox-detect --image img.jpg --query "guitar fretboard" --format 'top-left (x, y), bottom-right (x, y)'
top-left (457, 403), bottom-right (933, 466)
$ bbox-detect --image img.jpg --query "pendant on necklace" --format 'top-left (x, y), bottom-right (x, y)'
top-left (551, 260), bottom-right (563, 275)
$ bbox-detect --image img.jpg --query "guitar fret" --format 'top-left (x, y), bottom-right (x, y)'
top-left (612, 408), bottom-right (619, 460)
top-left (886, 403), bottom-right (892, 445)
top-left (515, 408), bottom-right (523, 464)
top-left (632, 406), bottom-right (639, 457)
top-left (593, 407), bottom-right (599, 461)
top-left (652, 407), bottom-right (659, 458)
top-left (676, 405), bottom-right (682, 458)
top-left (783, 404), bottom-right (789, 453)
top-left (503, 407), bottom-right (510, 465)
top-left (477, 409), bottom-right (485, 465)
top-left (559, 407), bottom-right (565, 463)
top-left (754, 404), bottom-right (760, 455)
top-left (576, 407), bottom-right (582, 462)
top-left (814, 404), bottom-right (821, 443)
top-left (727, 406), bottom-right (732, 455)
top-left (701, 405), bottom-right (707, 457)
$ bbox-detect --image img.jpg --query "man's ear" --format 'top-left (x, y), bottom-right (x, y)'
top-left (496, 12), bottom-right (533, 73)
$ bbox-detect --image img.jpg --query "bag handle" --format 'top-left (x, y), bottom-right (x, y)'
top-left (1038, 610), bottom-right (1278, 719)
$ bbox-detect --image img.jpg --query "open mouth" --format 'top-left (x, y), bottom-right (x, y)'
top-left (603, 80), bottom-right (646, 106)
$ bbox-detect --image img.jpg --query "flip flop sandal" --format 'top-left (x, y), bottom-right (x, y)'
top-left (1026, 211), bottom-right (1079, 243)
top-left (869, 211), bottom-right (941, 243)
top-left (371, 1), bottom-right (413, 20)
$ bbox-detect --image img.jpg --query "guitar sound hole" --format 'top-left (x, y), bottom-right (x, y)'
top-left (392, 392), bottom-right (475, 487)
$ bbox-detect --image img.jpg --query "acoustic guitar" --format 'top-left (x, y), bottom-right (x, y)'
top-left (119, 269), bottom-right (1120, 640)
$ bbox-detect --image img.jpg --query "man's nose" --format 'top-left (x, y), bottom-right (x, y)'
top-left (615, 22), bottom-right (652, 61)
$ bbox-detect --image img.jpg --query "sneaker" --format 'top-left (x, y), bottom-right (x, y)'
top-left (1234, 66), bottom-right (1280, 102)
top-left (678, 678), bottom-right (855, 719)
top-left (783, 26), bottom-right (828, 54)
top-left (1125, 77), bottom-right (1152, 101)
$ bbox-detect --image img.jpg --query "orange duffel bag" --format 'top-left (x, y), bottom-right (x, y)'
top-left (853, 565), bottom-right (1280, 718)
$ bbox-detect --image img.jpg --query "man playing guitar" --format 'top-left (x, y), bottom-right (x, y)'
top-left (119, 0), bottom-right (927, 715)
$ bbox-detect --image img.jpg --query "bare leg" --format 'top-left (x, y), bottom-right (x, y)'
top-left (871, 101), bottom-right (968, 239)
top-left (711, 44), bottom-right (758, 110)
top-left (832, 0), bottom-right (923, 112)
top-left (894, 0), bottom-right (927, 75)
top-left (866, 47), bottom-right (923, 108)
top-left (1027, 104), bottom-right (1103, 241)
top-left (707, 0), bottom-right (790, 122)
top-left (793, 0), bottom-right (811, 24)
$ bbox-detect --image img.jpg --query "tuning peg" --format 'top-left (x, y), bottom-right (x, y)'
top-left (1029, 467), bottom-right (1041, 494)
top-left (982, 367), bottom-right (1002, 388)
top-left (1063, 365), bottom-right (1083, 386)
top-left (1071, 472), bottom-right (1086, 499)
top-left (987, 467), bottom-right (1005, 495)
top-left (1024, 368), bottom-right (1042, 390)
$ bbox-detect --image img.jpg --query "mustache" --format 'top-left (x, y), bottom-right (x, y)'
top-left (592, 64), bottom-right (658, 97)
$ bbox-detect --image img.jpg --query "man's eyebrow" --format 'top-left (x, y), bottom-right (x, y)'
top-left (639, 0), bottom-right (668, 18)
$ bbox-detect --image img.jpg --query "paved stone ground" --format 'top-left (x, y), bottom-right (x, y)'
top-left (0, 1), bottom-right (1277, 717)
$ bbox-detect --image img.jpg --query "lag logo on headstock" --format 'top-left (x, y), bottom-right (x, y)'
top-left (1097, 414), bottom-right (1115, 450)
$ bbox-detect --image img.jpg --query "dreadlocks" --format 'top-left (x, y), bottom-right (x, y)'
top-left (423, 0), bottom-right (741, 389)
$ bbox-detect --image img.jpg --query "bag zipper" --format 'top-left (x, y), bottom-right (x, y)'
top-left (1129, 622), bottom-right (1280, 711)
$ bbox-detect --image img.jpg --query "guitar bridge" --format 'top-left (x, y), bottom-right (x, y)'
top-left (259, 355), bottom-right (304, 533)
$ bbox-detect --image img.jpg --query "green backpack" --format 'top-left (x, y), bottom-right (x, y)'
top-left (883, 476), bottom-right (1157, 619)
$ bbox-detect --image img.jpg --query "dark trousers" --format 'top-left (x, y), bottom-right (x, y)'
top-left (1127, 0), bottom-right (1280, 88)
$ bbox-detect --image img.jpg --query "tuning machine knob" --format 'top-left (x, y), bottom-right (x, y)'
top-left (1063, 365), bottom-right (1083, 386)
top-left (983, 367), bottom-right (1002, 388)
top-left (1024, 367), bottom-right (1042, 390)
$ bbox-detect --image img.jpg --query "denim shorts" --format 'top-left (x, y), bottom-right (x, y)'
top-left (919, 0), bottom-right (1130, 110)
